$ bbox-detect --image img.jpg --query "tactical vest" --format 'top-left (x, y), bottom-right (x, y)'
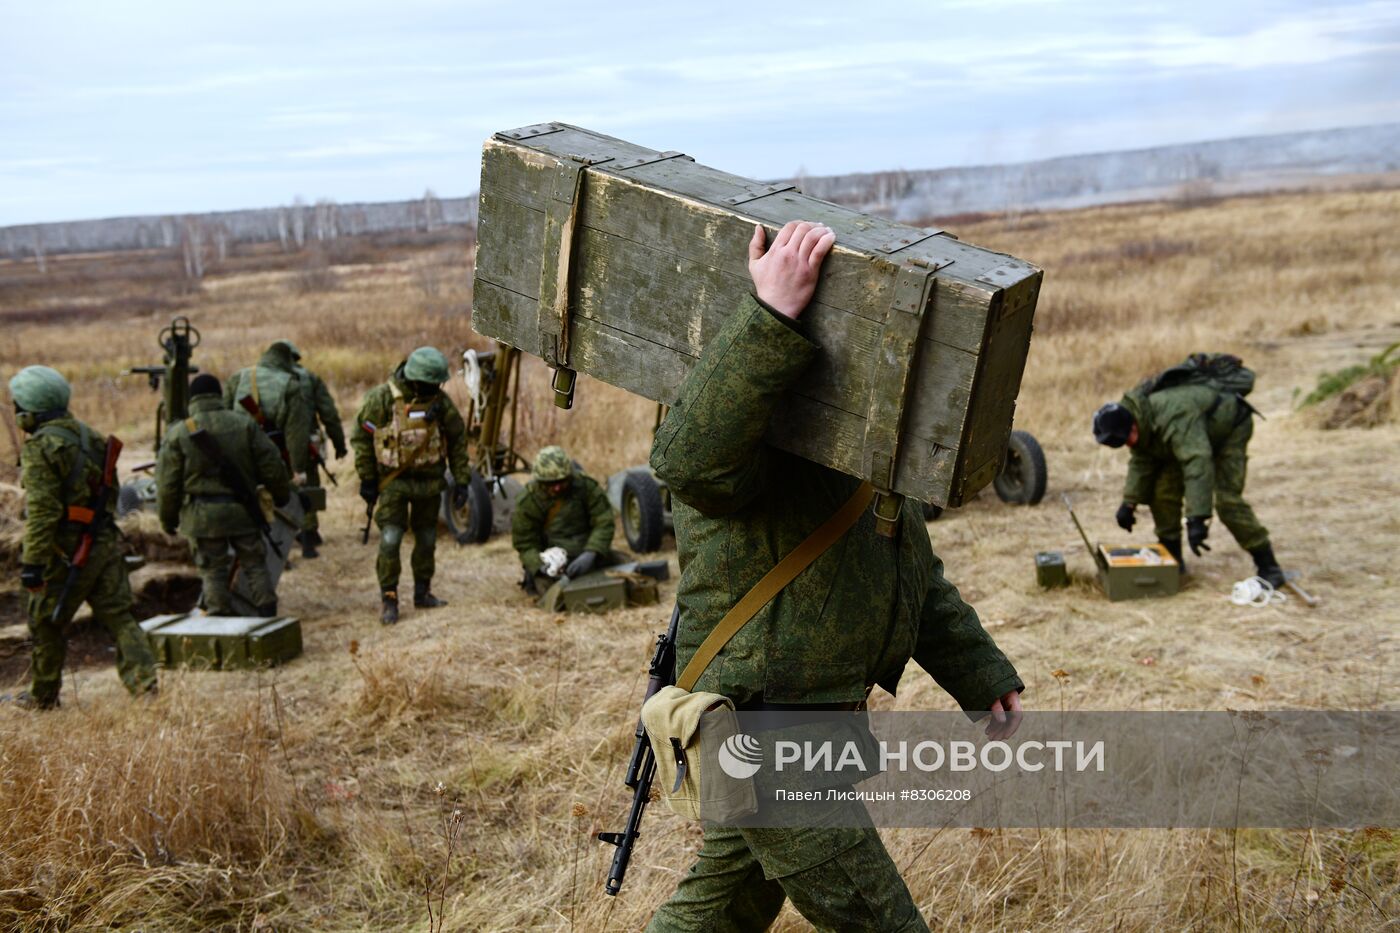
top-left (374, 382), bottom-right (445, 470)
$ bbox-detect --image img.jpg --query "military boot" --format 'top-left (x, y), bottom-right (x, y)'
top-left (413, 579), bottom-right (447, 609)
top-left (1160, 538), bottom-right (1186, 574)
top-left (1249, 543), bottom-right (1287, 589)
top-left (300, 531), bottom-right (320, 560)
top-left (0, 691), bottom-right (59, 711)
top-left (380, 590), bottom-right (399, 625)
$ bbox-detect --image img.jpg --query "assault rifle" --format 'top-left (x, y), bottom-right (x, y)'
top-left (52, 436), bottom-right (123, 624)
top-left (237, 394), bottom-right (290, 466)
top-left (597, 603), bottom-right (680, 895)
top-left (187, 427), bottom-right (285, 560)
top-left (309, 440), bottom-right (338, 486)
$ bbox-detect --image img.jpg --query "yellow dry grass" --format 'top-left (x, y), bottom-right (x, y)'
top-left (2, 185), bottom-right (1399, 931)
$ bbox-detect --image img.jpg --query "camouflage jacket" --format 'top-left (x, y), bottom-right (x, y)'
top-left (296, 365), bottom-right (346, 457)
top-left (511, 472), bottom-right (615, 573)
top-left (156, 394), bottom-right (290, 538)
top-left (1120, 384), bottom-right (1249, 517)
top-left (651, 295), bottom-right (1022, 709)
top-left (19, 414), bottom-right (119, 567)
top-left (224, 342), bottom-right (312, 476)
top-left (350, 367), bottom-right (470, 498)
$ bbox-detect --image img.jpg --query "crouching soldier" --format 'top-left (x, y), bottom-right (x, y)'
top-left (1093, 354), bottom-right (1286, 586)
top-left (352, 347), bottom-right (470, 625)
top-left (5, 366), bottom-right (157, 709)
top-left (157, 374), bottom-right (291, 617)
top-left (511, 445), bottom-right (618, 596)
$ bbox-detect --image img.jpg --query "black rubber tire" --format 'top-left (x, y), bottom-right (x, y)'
top-left (442, 470), bottom-right (493, 544)
top-left (922, 502), bottom-right (944, 521)
top-left (117, 482), bottom-right (144, 518)
top-left (621, 471), bottom-right (665, 553)
top-left (993, 430), bottom-right (1048, 505)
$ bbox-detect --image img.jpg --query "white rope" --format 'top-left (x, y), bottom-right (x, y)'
top-left (1230, 576), bottom-right (1287, 608)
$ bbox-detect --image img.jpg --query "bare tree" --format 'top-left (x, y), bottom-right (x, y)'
top-left (313, 198), bottom-right (340, 242)
top-left (290, 197), bottom-right (307, 248)
top-left (180, 217), bottom-right (206, 286)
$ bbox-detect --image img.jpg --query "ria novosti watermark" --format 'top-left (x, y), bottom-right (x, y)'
top-left (697, 711), bottom-right (1400, 829)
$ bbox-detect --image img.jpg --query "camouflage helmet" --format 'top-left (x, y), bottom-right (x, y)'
top-left (272, 339), bottom-right (303, 361)
top-left (532, 445), bottom-right (573, 482)
top-left (404, 346), bottom-right (450, 384)
top-left (8, 365), bottom-right (71, 414)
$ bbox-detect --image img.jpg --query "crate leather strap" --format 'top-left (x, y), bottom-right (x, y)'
top-left (675, 481), bottom-right (874, 693)
top-left (861, 264), bottom-right (937, 533)
top-left (537, 154), bottom-right (613, 369)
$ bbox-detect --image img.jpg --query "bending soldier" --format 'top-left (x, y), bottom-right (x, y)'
top-left (352, 347), bottom-right (470, 625)
top-left (223, 340), bottom-right (311, 484)
top-left (646, 222), bottom-right (1024, 932)
top-left (157, 374), bottom-right (291, 617)
top-left (6, 366), bottom-right (157, 710)
top-left (287, 341), bottom-right (346, 559)
top-left (511, 445), bottom-right (618, 595)
top-left (1093, 362), bottom-right (1286, 586)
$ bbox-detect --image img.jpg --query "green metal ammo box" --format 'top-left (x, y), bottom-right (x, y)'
top-left (1035, 551), bottom-right (1069, 588)
top-left (473, 123), bottom-right (1042, 518)
top-left (140, 613), bottom-right (303, 670)
top-left (1065, 499), bottom-right (1180, 602)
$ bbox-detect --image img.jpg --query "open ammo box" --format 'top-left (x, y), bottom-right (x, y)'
top-left (472, 123), bottom-right (1042, 517)
top-left (140, 613), bottom-right (303, 670)
top-left (1065, 499), bottom-right (1180, 601)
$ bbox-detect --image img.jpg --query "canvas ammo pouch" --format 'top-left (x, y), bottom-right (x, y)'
top-left (640, 481), bottom-right (875, 822)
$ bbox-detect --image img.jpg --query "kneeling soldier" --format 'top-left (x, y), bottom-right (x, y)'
top-left (1093, 367), bottom-right (1285, 585)
top-left (511, 445), bottom-right (618, 595)
top-left (157, 374), bottom-right (291, 617)
top-left (352, 347), bottom-right (470, 625)
top-left (6, 365), bottom-right (157, 709)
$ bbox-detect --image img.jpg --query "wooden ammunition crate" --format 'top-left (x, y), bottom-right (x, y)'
top-left (473, 123), bottom-right (1041, 508)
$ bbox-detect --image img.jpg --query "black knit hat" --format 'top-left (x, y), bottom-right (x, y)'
top-left (1092, 402), bottom-right (1135, 447)
top-left (189, 373), bottom-right (222, 397)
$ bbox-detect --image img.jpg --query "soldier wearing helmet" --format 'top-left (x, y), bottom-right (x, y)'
top-left (511, 445), bottom-right (618, 596)
top-left (351, 347), bottom-right (470, 624)
top-left (4, 366), bottom-right (157, 710)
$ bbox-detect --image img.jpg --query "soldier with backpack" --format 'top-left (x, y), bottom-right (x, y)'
top-left (1092, 353), bottom-right (1286, 586)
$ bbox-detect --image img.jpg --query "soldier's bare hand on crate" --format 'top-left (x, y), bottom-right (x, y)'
top-left (747, 220), bottom-right (835, 319)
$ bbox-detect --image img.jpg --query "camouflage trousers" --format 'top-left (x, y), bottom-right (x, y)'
top-left (193, 533), bottom-right (273, 615)
top-left (375, 489), bottom-right (440, 592)
top-left (26, 539), bottom-right (158, 705)
top-left (647, 823), bottom-right (928, 932)
top-left (1144, 424), bottom-right (1270, 552)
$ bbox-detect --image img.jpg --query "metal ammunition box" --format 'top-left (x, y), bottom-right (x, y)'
top-left (299, 486), bottom-right (328, 512)
top-left (1097, 544), bottom-right (1180, 602)
top-left (561, 573), bottom-right (628, 614)
top-left (1035, 551), bottom-right (1069, 588)
top-left (140, 613), bottom-right (303, 669)
top-left (474, 123), bottom-right (1042, 509)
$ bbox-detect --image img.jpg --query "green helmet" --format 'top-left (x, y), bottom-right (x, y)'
top-left (532, 445), bottom-right (573, 482)
top-left (273, 339), bottom-right (303, 361)
top-left (404, 346), bottom-right (450, 384)
top-left (9, 365), bottom-right (71, 414)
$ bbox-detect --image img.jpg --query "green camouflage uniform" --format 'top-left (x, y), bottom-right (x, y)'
top-left (646, 296), bottom-right (1022, 932)
top-left (19, 415), bottom-right (157, 704)
top-left (296, 364), bottom-right (346, 537)
top-left (351, 366), bottom-right (470, 592)
top-left (223, 342), bottom-right (312, 479)
top-left (1119, 384), bottom-right (1269, 551)
top-left (510, 471), bottom-right (617, 581)
top-left (156, 394), bottom-right (291, 614)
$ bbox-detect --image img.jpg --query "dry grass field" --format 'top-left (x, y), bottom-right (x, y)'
top-left (1, 183), bottom-right (1398, 932)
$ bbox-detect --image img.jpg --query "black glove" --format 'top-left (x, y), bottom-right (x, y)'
top-left (521, 571), bottom-right (539, 596)
top-left (451, 482), bottom-right (471, 511)
top-left (359, 479), bottom-right (379, 507)
top-left (1187, 516), bottom-right (1211, 556)
top-left (334, 442), bottom-right (348, 460)
top-left (1115, 503), bottom-right (1136, 533)
top-left (564, 550), bottom-right (598, 577)
top-left (20, 564), bottom-right (45, 592)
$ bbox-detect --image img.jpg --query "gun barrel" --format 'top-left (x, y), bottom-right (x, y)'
top-left (602, 747), bottom-right (655, 896)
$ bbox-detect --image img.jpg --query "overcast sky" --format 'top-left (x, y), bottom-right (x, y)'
top-left (3, 0), bottom-right (1399, 225)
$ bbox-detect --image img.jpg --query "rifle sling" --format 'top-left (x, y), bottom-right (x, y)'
top-left (675, 481), bottom-right (875, 693)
